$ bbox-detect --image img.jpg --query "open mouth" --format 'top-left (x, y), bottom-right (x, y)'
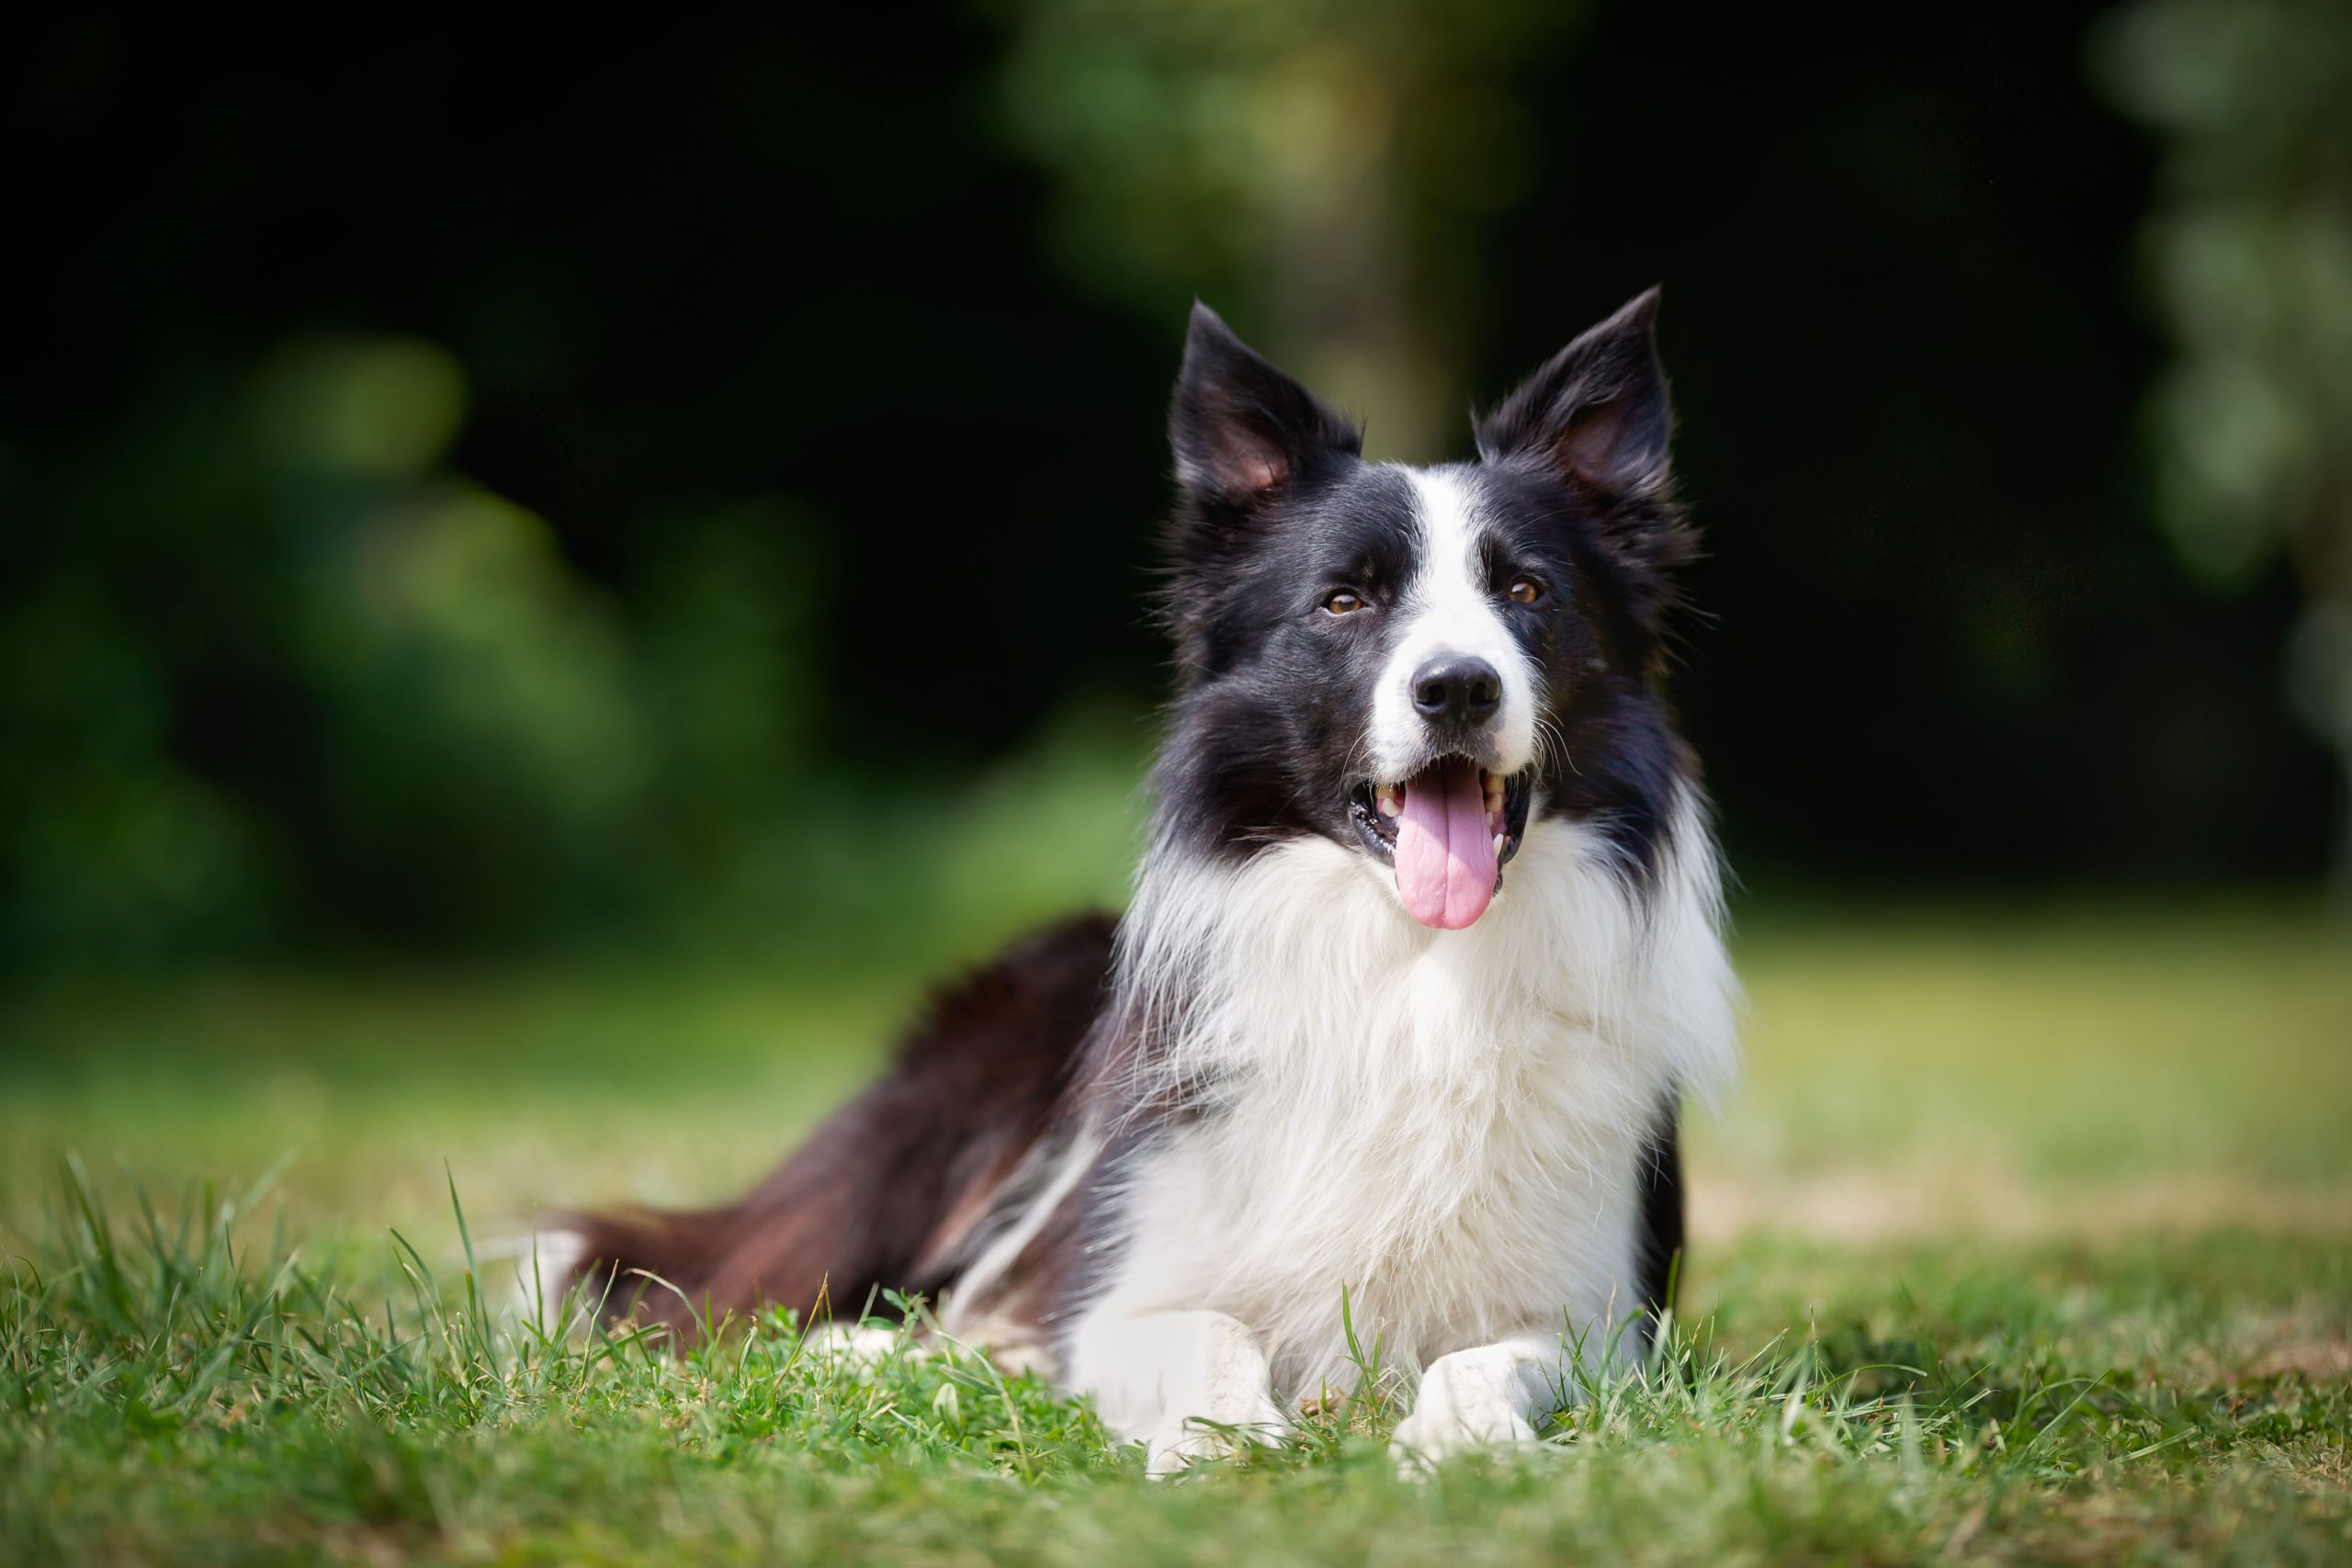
top-left (1347, 759), bottom-right (1532, 931)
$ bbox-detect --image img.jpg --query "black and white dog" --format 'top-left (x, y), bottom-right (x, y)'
top-left (546, 290), bottom-right (1738, 1471)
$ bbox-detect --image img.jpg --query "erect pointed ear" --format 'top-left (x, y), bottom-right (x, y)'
top-left (1476, 288), bottom-right (1673, 500)
top-left (1170, 303), bottom-right (1361, 510)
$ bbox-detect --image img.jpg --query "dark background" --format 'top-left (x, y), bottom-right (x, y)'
top-left (4, 6), bottom-right (2339, 968)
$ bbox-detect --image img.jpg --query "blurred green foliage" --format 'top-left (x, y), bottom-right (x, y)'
top-left (2098, 0), bottom-right (2352, 880)
top-left (0, 337), bottom-right (834, 963)
top-left (1000, 0), bottom-right (1579, 454)
top-left (5, 6), bottom-right (2347, 971)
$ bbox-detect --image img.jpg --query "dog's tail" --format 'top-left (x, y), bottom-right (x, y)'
top-left (546, 913), bottom-right (1116, 1340)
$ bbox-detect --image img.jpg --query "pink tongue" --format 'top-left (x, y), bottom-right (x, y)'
top-left (1392, 758), bottom-right (1497, 930)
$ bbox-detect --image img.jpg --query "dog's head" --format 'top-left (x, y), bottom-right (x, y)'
top-left (1157, 290), bottom-right (1695, 930)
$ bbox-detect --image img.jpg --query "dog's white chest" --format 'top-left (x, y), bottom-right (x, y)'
top-left (1137, 1009), bottom-right (1651, 1392)
top-left (1082, 811), bottom-right (1736, 1395)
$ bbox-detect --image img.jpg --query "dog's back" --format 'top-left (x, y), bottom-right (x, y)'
top-left (557, 914), bottom-right (1114, 1335)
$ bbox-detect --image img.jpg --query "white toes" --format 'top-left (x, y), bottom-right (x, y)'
top-left (1391, 1404), bottom-right (1540, 1474)
top-left (1389, 1340), bottom-right (1559, 1472)
top-left (1145, 1421), bottom-right (1221, 1478)
top-left (806, 1322), bottom-right (922, 1364)
top-left (1145, 1397), bottom-right (1291, 1477)
top-left (489, 1228), bottom-right (587, 1333)
top-left (1075, 1308), bottom-right (1289, 1477)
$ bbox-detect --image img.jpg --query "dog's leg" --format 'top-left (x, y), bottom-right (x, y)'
top-left (1390, 1330), bottom-right (1574, 1470)
top-left (1069, 1307), bottom-right (1290, 1476)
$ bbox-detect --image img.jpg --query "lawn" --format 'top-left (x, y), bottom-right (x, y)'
top-left (4, 898), bottom-right (2347, 1564)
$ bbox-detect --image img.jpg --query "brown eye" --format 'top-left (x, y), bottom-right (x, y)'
top-left (1323, 590), bottom-right (1366, 615)
top-left (1507, 577), bottom-right (1544, 605)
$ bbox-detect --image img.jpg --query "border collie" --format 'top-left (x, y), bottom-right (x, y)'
top-left (542, 289), bottom-right (1738, 1472)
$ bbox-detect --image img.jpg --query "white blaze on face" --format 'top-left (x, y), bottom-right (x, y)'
top-left (1367, 465), bottom-right (1539, 783)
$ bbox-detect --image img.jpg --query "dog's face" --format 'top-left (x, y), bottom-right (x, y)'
top-left (1158, 291), bottom-right (1695, 930)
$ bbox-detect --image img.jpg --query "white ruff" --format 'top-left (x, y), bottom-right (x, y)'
top-left (1065, 788), bottom-right (1738, 1427)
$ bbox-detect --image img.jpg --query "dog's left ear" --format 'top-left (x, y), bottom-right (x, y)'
top-left (1476, 287), bottom-right (1674, 505)
top-left (1171, 303), bottom-right (1362, 513)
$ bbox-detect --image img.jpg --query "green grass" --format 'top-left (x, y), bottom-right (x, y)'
top-left (4, 899), bottom-right (2348, 1564)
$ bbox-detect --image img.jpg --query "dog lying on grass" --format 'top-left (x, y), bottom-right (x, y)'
top-left (539, 291), bottom-right (1737, 1472)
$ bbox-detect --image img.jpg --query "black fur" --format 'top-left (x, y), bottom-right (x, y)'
top-left (1155, 288), bottom-right (1695, 886)
top-left (1635, 1102), bottom-right (1686, 1337)
top-left (564, 291), bottom-right (1706, 1348)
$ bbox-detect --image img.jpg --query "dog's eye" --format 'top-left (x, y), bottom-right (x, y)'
top-left (1507, 577), bottom-right (1544, 605)
top-left (1323, 590), bottom-right (1366, 615)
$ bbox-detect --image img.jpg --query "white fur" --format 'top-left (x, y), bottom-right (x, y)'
top-left (1367, 466), bottom-right (1541, 782)
top-left (1040, 783), bottom-right (1736, 1466)
top-left (1391, 1329), bottom-right (1566, 1468)
top-left (944, 1128), bottom-right (1102, 1314)
top-left (495, 1227), bottom-right (587, 1331)
top-left (1078, 1309), bottom-right (1292, 1475)
top-left (805, 1321), bottom-right (922, 1368)
top-left (935, 1127), bottom-right (1102, 1372)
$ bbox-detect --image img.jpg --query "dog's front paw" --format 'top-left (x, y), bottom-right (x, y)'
top-left (1390, 1402), bottom-right (1539, 1472)
top-left (1390, 1348), bottom-right (1546, 1473)
top-left (1144, 1395), bottom-right (1291, 1478)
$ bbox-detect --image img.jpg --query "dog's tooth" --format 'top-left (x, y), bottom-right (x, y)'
top-left (1492, 833), bottom-right (1505, 855)
top-left (1377, 786), bottom-right (1401, 818)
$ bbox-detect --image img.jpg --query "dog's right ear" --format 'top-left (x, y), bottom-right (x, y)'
top-left (1475, 288), bottom-right (1673, 502)
top-left (1170, 303), bottom-right (1362, 513)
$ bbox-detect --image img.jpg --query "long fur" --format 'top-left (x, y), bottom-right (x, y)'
top-left (552, 289), bottom-right (1739, 1464)
top-left (558, 915), bottom-right (1114, 1335)
top-left (1037, 791), bottom-right (1733, 1404)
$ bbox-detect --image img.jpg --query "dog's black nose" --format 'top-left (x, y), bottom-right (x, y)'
top-left (1411, 655), bottom-right (1502, 728)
